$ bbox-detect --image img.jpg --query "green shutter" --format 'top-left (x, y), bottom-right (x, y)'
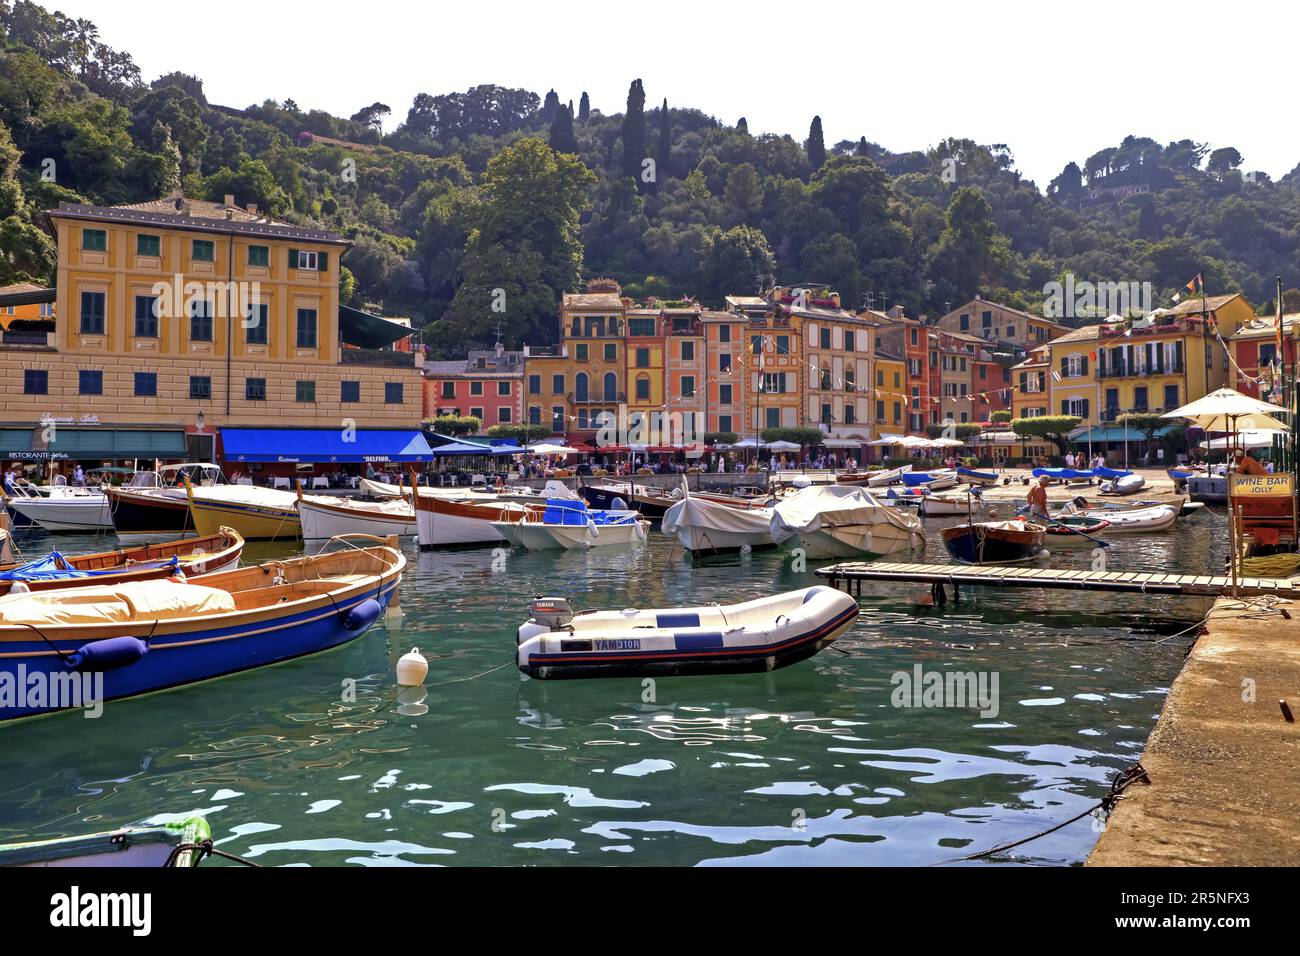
top-left (317, 251), bottom-right (328, 273)
top-left (289, 248), bottom-right (299, 269)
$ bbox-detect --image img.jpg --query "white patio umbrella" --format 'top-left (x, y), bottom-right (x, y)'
top-left (526, 442), bottom-right (579, 456)
top-left (1161, 387), bottom-right (1290, 432)
top-left (1199, 429), bottom-right (1285, 451)
top-left (765, 440), bottom-right (802, 452)
top-left (867, 434), bottom-right (907, 446)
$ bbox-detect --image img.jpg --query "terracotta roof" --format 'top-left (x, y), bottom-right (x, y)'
top-left (562, 292), bottom-right (624, 310)
top-left (1168, 293), bottom-right (1241, 316)
top-left (1050, 324), bottom-right (1102, 345)
top-left (46, 196), bottom-right (345, 244)
top-left (0, 282), bottom-right (46, 294)
top-left (942, 298), bottom-right (1067, 329)
top-left (1231, 314), bottom-right (1300, 339)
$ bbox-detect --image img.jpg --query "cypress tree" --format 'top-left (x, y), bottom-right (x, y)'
top-left (655, 97), bottom-right (672, 187)
top-left (541, 89), bottom-right (560, 124)
top-left (578, 92), bottom-right (590, 123)
top-left (621, 79), bottom-right (647, 184)
top-left (736, 116), bottom-right (748, 135)
top-left (855, 136), bottom-right (869, 156)
top-left (807, 115), bottom-right (826, 171)
top-left (549, 103), bottom-right (577, 154)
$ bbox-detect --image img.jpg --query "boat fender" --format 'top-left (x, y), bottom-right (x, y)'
top-left (396, 647), bottom-right (429, 686)
top-left (611, 497), bottom-right (628, 510)
top-left (634, 521), bottom-right (647, 542)
top-left (342, 598), bottom-right (383, 632)
top-left (64, 636), bottom-right (149, 673)
top-left (9, 579), bottom-right (29, 594)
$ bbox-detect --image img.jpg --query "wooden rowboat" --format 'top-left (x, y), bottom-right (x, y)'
top-left (0, 535), bottom-right (404, 721)
top-left (0, 528), bottom-right (243, 594)
top-left (941, 519), bottom-right (1045, 564)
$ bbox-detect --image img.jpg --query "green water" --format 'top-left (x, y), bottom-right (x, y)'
top-left (0, 510), bottom-right (1225, 866)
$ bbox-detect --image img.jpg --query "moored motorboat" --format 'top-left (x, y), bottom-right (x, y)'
top-left (0, 816), bottom-right (211, 867)
top-left (941, 519), bottom-right (1045, 564)
top-left (491, 499), bottom-right (647, 550)
top-left (0, 527), bottom-right (243, 593)
top-left (296, 486), bottom-right (415, 540)
top-left (5, 484), bottom-right (112, 532)
top-left (105, 464), bottom-right (225, 542)
top-left (412, 492), bottom-right (537, 548)
top-left (515, 586), bottom-right (859, 679)
top-left (661, 484), bottom-right (776, 557)
top-left (0, 536), bottom-right (404, 721)
top-left (770, 485), bottom-right (924, 559)
top-left (181, 478), bottom-right (301, 541)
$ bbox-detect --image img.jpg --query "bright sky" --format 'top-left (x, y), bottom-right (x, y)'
top-left (49, 0), bottom-right (1298, 188)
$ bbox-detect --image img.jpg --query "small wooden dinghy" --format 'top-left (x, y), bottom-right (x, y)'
top-left (941, 519), bottom-right (1045, 564)
top-left (0, 536), bottom-right (403, 721)
top-left (0, 816), bottom-right (211, 867)
top-left (837, 464), bottom-right (910, 488)
top-left (0, 528), bottom-right (243, 594)
top-left (1066, 500), bottom-right (1178, 533)
top-left (916, 487), bottom-right (981, 517)
top-left (1042, 514), bottom-right (1110, 549)
top-left (516, 586), bottom-right (859, 679)
top-left (901, 469), bottom-right (958, 490)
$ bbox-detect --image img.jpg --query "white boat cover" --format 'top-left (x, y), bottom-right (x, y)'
top-left (771, 485), bottom-right (921, 544)
top-left (188, 485), bottom-right (301, 509)
top-left (660, 496), bottom-right (773, 536)
top-left (0, 580), bottom-right (236, 626)
top-left (301, 495), bottom-right (413, 516)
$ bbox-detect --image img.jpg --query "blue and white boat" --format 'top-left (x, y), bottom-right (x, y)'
top-left (0, 537), bottom-right (403, 722)
top-left (491, 499), bottom-right (647, 550)
top-left (516, 586), bottom-right (859, 679)
top-left (900, 469), bottom-right (958, 490)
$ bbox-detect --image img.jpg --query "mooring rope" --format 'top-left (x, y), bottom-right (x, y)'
top-left (162, 838), bottom-right (262, 868)
top-left (943, 761), bottom-right (1150, 864)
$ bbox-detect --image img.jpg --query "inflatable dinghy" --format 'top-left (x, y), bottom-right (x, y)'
top-left (516, 586), bottom-right (859, 679)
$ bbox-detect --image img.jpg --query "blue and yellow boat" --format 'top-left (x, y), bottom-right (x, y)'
top-left (0, 536), bottom-right (403, 721)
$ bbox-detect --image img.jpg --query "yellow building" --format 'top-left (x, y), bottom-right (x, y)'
top-left (0, 282), bottom-right (56, 327)
top-left (1, 194), bottom-right (422, 465)
top-left (1010, 343), bottom-right (1049, 421)
top-left (872, 350), bottom-right (907, 436)
top-left (624, 304), bottom-right (665, 425)
top-left (730, 291), bottom-right (800, 433)
top-left (1045, 325), bottom-right (1101, 424)
top-left (1092, 294), bottom-right (1252, 419)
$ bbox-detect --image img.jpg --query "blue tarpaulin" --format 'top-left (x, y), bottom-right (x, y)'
top-left (0, 553), bottom-right (179, 581)
top-left (220, 428), bottom-right (434, 463)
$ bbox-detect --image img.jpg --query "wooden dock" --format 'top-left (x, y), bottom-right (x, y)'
top-left (816, 561), bottom-right (1300, 601)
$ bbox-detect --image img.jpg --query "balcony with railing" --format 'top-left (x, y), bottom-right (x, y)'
top-left (568, 391), bottom-right (626, 405)
top-left (1097, 361), bottom-right (1184, 379)
top-left (1099, 317), bottom-right (1202, 340)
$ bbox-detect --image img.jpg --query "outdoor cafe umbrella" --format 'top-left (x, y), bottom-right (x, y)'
top-left (525, 442), bottom-right (580, 456)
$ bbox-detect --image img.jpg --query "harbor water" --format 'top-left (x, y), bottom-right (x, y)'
top-left (0, 510), bottom-right (1225, 866)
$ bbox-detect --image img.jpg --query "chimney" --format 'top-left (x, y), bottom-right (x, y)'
top-left (223, 193), bottom-right (235, 208)
top-left (495, 340), bottom-right (504, 357)
top-left (246, 203), bottom-right (258, 216)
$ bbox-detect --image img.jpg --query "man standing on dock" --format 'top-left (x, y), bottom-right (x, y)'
top-left (1027, 475), bottom-right (1050, 519)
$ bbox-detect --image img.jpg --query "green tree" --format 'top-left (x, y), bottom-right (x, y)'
top-left (806, 115), bottom-right (826, 172)
top-left (488, 423), bottom-right (551, 444)
top-left (723, 162), bottom-right (763, 224)
top-left (423, 414), bottom-right (481, 437)
top-left (928, 186), bottom-right (1014, 302)
top-left (1115, 412), bottom-right (1167, 464)
top-left (451, 138), bottom-right (595, 342)
top-left (655, 97), bottom-right (672, 187)
top-left (1010, 415), bottom-right (1081, 455)
top-left (548, 103), bottom-right (576, 154)
top-left (621, 78), bottom-right (646, 185)
top-left (577, 91), bottom-right (590, 123)
top-left (698, 224), bottom-right (776, 302)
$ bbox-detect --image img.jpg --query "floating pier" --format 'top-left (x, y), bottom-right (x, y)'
top-left (816, 561), bottom-right (1300, 602)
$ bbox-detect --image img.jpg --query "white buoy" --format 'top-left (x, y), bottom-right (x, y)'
top-left (9, 580), bottom-right (29, 594)
top-left (396, 648), bottom-right (429, 686)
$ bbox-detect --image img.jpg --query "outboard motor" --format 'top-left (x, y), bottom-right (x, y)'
top-left (530, 595), bottom-right (574, 630)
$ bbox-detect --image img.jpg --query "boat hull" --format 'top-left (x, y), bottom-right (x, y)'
top-left (0, 553), bottom-right (402, 721)
top-left (106, 488), bottom-right (196, 542)
top-left (188, 496), bottom-right (300, 541)
top-left (414, 496), bottom-right (535, 548)
top-left (941, 523), bottom-right (1045, 564)
top-left (6, 497), bottom-right (113, 532)
top-left (493, 519), bottom-right (647, 551)
top-left (517, 586), bottom-right (859, 679)
top-left (661, 497), bottom-right (776, 556)
top-left (777, 522), bottom-right (922, 560)
top-left (298, 497), bottom-right (416, 540)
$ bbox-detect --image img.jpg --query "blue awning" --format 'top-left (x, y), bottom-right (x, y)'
top-left (1072, 423), bottom-right (1181, 444)
top-left (426, 433), bottom-right (520, 456)
top-left (220, 428), bottom-right (433, 463)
